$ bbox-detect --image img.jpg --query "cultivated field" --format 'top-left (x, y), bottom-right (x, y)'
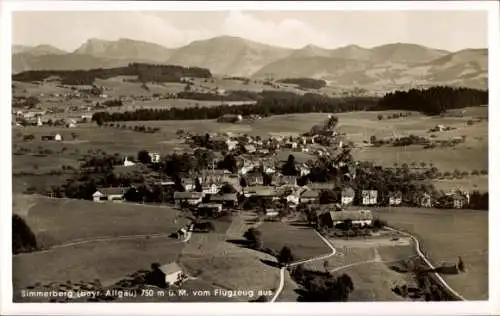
top-left (12, 195), bottom-right (187, 248)
top-left (258, 222), bottom-right (332, 261)
top-left (376, 207), bottom-right (488, 300)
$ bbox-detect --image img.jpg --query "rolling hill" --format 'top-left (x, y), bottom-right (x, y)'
top-left (11, 36), bottom-right (488, 90)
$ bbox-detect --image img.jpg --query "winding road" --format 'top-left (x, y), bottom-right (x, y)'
top-left (270, 230), bottom-right (337, 302)
top-left (384, 226), bottom-right (467, 301)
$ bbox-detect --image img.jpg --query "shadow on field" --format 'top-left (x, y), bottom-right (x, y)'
top-left (259, 259), bottom-right (281, 269)
top-left (289, 222), bottom-right (312, 228)
top-left (226, 239), bottom-right (252, 247)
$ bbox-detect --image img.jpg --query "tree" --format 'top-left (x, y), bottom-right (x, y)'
top-left (377, 114), bottom-right (383, 120)
top-left (319, 189), bottom-right (338, 204)
top-left (282, 154), bottom-right (298, 176)
top-left (240, 176), bottom-right (248, 188)
top-left (323, 260), bottom-right (330, 273)
top-left (71, 132), bottom-right (77, 140)
top-left (12, 214), bottom-right (38, 254)
top-left (263, 173), bottom-right (273, 186)
top-left (194, 178), bottom-right (203, 192)
top-left (219, 154), bottom-right (237, 173)
top-left (243, 228), bottom-right (262, 249)
top-left (277, 246), bottom-right (294, 266)
top-left (370, 135), bottom-right (377, 144)
top-left (137, 150), bottom-right (152, 164)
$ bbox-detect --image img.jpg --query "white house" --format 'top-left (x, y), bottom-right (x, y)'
top-left (37, 116), bottom-right (43, 126)
top-left (93, 187), bottom-right (129, 202)
top-left (361, 190), bottom-right (378, 205)
top-left (54, 134), bottom-right (62, 141)
top-left (123, 157), bottom-right (136, 167)
top-left (321, 209), bottom-right (373, 228)
top-left (149, 152), bottom-right (161, 163)
top-left (341, 187), bottom-right (355, 205)
top-left (159, 262), bottom-right (185, 285)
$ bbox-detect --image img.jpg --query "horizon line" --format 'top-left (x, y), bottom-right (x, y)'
top-left (12, 35), bottom-right (489, 54)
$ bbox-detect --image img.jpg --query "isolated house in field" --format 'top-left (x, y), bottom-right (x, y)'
top-left (319, 209), bottom-right (373, 228)
top-left (341, 187), bottom-right (355, 205)
top-left (217, 114), bottom-right (243, 123)
top-left (361, 190), bottom-right (378, 205)
top-left (159, 262), bottom-right (185, 285)
top-left (93, 187), bottom-right (129, 202)
top-left (209, 193), bottom-right (238, 208)
top-left (388, 191), bottom-right (403, 206)
top-left (174, 191), bottom-right (203, 207)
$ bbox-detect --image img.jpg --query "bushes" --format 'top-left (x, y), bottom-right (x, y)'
top-left (12, 214), bottom-right (38, 254)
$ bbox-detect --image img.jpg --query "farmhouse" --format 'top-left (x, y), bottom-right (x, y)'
top-left (174, 192), bottom-right (203, 207)
top-left (209, 193), bottom-right (238, 208)
top-left (93, 187), bottom-right (129, 202)
top-left (389, 191), bottom-right (403, 206)
top-left (244, 186), bottom-right (280, 200)
top-left (319, 209), bottom-right (373, 228)
top-left (361, 190), bottom-right (378, 205)
top-left (159, 262), bottom-right (185, 285)
top-left (341, 187), bottom-right (355, 205)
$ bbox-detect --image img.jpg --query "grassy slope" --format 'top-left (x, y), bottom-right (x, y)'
top-left (12, 195), bottom-right (187, 248)
top-left (13, 237), bottom-right (185, 294)
top-left (376, 207), bottom-right (488, 300)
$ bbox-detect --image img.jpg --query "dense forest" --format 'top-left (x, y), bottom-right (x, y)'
top-left (278, 78), bottom-right (327, 90)
top-left (12, 63), bottom-right (212, 85)
top-left (377, 86), bottom-right (488, 115)
top-left (92, 92), bottom-right (379, 123)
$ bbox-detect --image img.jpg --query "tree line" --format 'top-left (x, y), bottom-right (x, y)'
top-left (91, 92), bottom-right (379, 123)
top-left (376, 86), bottom-right (488, 115)
top-left (12, 63), bottom-right (212, 85)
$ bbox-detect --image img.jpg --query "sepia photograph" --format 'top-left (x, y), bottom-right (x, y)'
top-left (1, 1), bottom-right (498, 315)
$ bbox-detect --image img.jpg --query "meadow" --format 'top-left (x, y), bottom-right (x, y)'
top-left (12, 195), bottom-right (187, 248)
top-left (376, 207), bottom-right (488, 300)
top-left (13, 237), bottom-right (185, 298)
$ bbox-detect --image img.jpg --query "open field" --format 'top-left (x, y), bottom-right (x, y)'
top-left (12, 195), bottom-right (187, 248)
top-left (299, 239), bottom-right (416, 301)
top-left (376, 207), bottom-right (488, 300)
top-left (13, 237), bottom-right (185, 301)
top-left (258, 222), bottom-right (331, 261)
top-left (179, 212), bottom-right (280, 302)
top-left (13, 174), bottom-right (74, 194)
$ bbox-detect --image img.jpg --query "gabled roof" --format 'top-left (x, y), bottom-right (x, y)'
top-left (327, 210), bottom-right (373, 221)
top-left (95, 187), bottom-right (128, 196)
top-left (159, 262), bottom-right (183, 275)
top-left (308, 182), bottom-right (335, 191)
top-left (247, 186), bottom-right (279, 196)
top-left (174, 192), bottom-right (203, 199)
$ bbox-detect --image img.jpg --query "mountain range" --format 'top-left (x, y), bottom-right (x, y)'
top-left (12, 36), bottom-right (488, 90)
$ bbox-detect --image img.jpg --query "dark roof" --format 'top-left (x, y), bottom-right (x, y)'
top-left (300, 190), bottom-right (320, 198)
top-left (174, 192), bottom-right (203, 199)
top-left (389, 191), bottom-right (403, 198)
top-left (210, 193), bottom-right (238, 202)
top-left (198, 203), bottom-right (223, 209)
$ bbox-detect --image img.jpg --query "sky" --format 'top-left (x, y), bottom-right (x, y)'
top-left (12, 10), bottom-right (488, 52)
